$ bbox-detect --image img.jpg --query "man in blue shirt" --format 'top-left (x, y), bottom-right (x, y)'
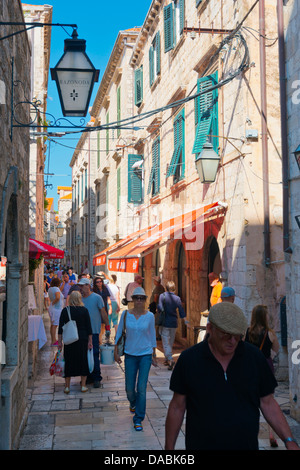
top-left (78, 278), bottom-right (110, 388)
top-left (157, 280), bottom-right (185, 370)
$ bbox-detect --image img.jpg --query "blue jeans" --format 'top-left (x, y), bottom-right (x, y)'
top-left (87, 334), bottom-right (102, 383)
top-left (124, 353), bottom-right (152, 425)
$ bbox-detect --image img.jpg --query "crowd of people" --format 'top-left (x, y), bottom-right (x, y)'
top-left (42, 265), bottom-right (299, 449)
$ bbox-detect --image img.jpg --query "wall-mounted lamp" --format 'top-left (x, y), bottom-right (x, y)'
top-left (56, 221), bottom-right (64, 238)
top-left (195, 141), bottom-right (220, 183)
top-left (50, 29), bottom-right (99, 117)
top-left (293, 145), bottom-right (300, 172)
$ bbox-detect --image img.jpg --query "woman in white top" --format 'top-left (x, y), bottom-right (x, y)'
top-left (114, 286), bottom-right (157, 431)
top-left (48, 277), bottom-right (64, 346)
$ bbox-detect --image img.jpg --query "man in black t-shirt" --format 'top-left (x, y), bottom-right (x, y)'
top-left (165, 302), bottom-right (299, 450)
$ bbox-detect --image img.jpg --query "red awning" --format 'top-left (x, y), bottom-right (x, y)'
top-left (107, 202), bottom-right (227, 273)
top-left (29, 238), bottom-right (64, 260)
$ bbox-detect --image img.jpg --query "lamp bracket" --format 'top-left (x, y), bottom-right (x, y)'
top-left (0, 21), bottom-right (78, 42)
top-left (10, 57), bottom-right (86, 140)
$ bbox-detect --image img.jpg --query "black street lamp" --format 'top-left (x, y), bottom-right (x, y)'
top-left (50, 29), bottom-right (100, 117)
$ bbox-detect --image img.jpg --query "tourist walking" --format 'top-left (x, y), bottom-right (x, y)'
top-left (78, 278), bottom-right (110, 388)
top-left (209, 272), bottom-right (222, 306)
top-left (165, 302), bottom-right (299, 450)
top-left (48, 277), bottom-right (64, 346)
top-left (123, 274), bottom-right (143, 308)
top-left (114, 287), bottom-right (157, 431)
top-left (58, 291), bottom-right (93, 394)
top-left (245, 304), bottom-right (280, 447)
top-left (157, 281), bottom-right (185, 370)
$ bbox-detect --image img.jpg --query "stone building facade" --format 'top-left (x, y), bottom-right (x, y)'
top-left (0, 0), bottom-right (31, 449)
top-left (89, 0), bottom-right (285, 357)
top-left (283, 0), bottom-right (300, 421)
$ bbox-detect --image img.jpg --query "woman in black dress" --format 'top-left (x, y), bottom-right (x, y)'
top-left (245, 304), bottom-right (280, 447)
top-left (58, 291), bottom-right (93, 393)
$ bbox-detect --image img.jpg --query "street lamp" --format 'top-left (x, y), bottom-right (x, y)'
top-left (50, 29), bottom-right (100, 117)
top-left (56, 221), bottom-right (64, 238)
top-left (195, 141), bottom-right (220, 183)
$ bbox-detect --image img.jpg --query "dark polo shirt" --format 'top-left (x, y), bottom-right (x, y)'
top-left (170, 338), bottom-right (277, 450)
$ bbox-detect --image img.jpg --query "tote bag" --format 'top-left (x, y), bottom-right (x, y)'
top-left (116, 311), bottom-right (127, 356)
top-left (62, 306), bottom-right (79, 345)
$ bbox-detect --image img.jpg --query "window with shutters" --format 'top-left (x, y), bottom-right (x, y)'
top-left (167, 109), bottom-right (185, 183)
top-left (106, 112), bottom-right (110, 154)
top-left (117, 167), bottom-right (121, 211)
top-left (97, 131), bottom-right (101, 168)
top-left (192, 71), bottom-right (219, 157)
top-left (149, 31), bottom-right (161, 87)
top-left (128, 154), bottom-right (144, 204)
top-left (85, 168), bottom-right (88, 200)
top-left (117, 86), bottom-right (121, 138)
top-left (134, 66), bottom-right (143, 107)
top-left (164, 0), bottom-right (185, 52)
top-left (147, 137), bottom-right (160, 196)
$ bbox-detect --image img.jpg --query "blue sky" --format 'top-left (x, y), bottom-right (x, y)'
top-left (24, 0), bottom-right (150, 209)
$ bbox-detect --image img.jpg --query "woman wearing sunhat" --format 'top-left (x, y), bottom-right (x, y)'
top-left (114, 286), bottom-right (157, 432)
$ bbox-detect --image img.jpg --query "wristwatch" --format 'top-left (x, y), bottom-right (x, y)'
top-left (284, 437), bottom-right (297, 445)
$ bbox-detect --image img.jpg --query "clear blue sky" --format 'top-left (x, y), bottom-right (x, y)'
top-left (24, 0), bottom-right (150, 209)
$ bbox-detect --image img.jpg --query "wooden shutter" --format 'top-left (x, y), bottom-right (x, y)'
top-left (149, 45), bottom-right (154, 87)
top-left (117, 167), bottom-right (121, 211)
top-left (193, 71), bottom-right (218, 154)
top-left (156, 31), bottom-right (161, 74)
top-left (117, 86), bottom-right (121, 138)
top-left (147, 137), bottom-right (160, 195)
top-left (167, 109), bottom-right (185, 178)
top-left (179, 0), bottom-right (185, 35)
top-left (128, 154), bottom-right (143, 204)
top-left (135, 67), bottom-right (143, 106)
top-left (164, 4), bottom-right (174, 52)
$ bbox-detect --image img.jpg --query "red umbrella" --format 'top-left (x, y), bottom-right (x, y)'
top-left (29, 238), bottom-right (64, 260)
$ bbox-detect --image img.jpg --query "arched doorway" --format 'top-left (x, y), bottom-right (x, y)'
top-left (207, 236), bottom-right (221, 309)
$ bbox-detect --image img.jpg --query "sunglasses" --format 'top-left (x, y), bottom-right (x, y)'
top-left (132, 296), bottom-right (146, 301)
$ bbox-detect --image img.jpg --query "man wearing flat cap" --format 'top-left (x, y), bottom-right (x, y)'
top-left (165, 302), bottom-right (299, 450)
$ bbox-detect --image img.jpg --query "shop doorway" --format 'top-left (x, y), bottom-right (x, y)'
top-left (177, 242), bottom-right (187, 339)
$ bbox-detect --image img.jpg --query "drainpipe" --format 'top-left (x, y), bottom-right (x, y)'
top-left (277, 0), bottom-right (292, 254)
top-left (259, 0), bottom-right (271, 267)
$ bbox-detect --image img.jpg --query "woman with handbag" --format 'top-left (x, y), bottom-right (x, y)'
top-left (58, 291), bottom-right (93, 394)
top-left (245, 304), bottom-right (280, 447)
top-left (114, 287), bottom-right (157, 432)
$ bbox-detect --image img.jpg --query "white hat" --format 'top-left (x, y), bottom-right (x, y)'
top-left (78, 278), bottom-right (90, 285)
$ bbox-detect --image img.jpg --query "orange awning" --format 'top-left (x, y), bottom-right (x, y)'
top-left (93, 225), bottom-right (157, 267)
top-left (107, 202), bottom-right (226, 273)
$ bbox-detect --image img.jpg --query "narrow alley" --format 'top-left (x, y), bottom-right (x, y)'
top-left (18, 314), bottom-right (300, 452)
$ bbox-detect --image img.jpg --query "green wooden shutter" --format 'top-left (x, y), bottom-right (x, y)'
top-left (149, 45), bottom-right (154, 87)
top-left (117, 167), bottom-right (121, 211)
top-left (106, 112), bottom-right (109, 154)
top-left (128, 154), bottom-right (143, 204)
top-left (147, 137), bottom-right (160, 195)
top-left (167, 109), bottom-right (185, 178)
top-left (179, 0), bottom-right (185, 35)
top-left (97, 131), bottom-right (100, 168)
top-left (117, 86), bottom-right (121, 138)
top-left (164, 3), bottom-right (174, 52)
top-left (193, 71), bottom-right (219, 154)
top-left (135, 66), bottom-right (143, 106)
top-left (156, 31), bottom-right (161, 74)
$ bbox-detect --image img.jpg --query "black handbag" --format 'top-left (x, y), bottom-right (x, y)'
top-left (157, 294), bottom-right (166, 326)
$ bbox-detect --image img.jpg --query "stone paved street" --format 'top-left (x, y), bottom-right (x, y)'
top-left (18, 314), bottom-right (300, 451)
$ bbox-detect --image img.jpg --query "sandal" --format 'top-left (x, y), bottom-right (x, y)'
top-left (64, 387), bottom-right (70, 394)
top-left (129, 406), bottom-right (136, 413)
top-left (134, 423), bottom-right (143, 431)
top-left (81, 386), bottom-right (88, 393)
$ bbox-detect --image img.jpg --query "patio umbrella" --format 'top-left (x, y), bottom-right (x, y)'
top-left (29, 238), bottom-right (64, 260)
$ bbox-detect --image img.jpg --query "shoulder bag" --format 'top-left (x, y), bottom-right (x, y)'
top-left (62, 306), bottom-right (79, 345)
top-left (116, 311), bottom-right (127, 356)
top-left (157, 294), bottom-right (166, 326)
